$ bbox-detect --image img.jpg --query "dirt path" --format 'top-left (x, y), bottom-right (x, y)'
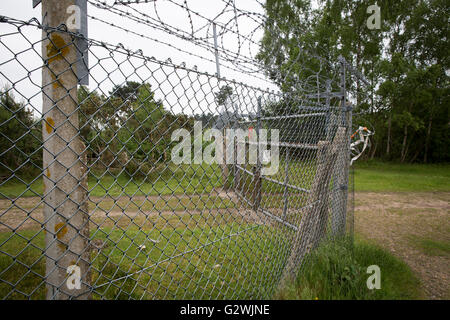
top-left (354, 192), bottom-right (450, 300)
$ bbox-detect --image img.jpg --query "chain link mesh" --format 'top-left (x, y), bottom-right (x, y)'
top-left (0, 0), bottom-right (366, 300)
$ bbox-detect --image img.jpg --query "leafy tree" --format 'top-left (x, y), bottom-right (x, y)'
top-left (110, 81), bottom-right (141, 103)
top-left (258, 0), bottom-right (449, 163)
top-left (214, 85), bottom-right (234, 107)
top-left (0, 87), bottom-right (42, 176)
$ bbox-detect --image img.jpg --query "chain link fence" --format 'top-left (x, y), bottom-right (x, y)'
top-left (0, 0), bottom-right (367, 300)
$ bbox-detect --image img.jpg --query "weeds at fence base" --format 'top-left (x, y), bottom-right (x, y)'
top-left (275, 237), bottom-right (423, 300)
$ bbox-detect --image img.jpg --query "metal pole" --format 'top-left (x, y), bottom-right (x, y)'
top-left (212, 23), bottom-right (221, 78)
top-left (41, 0), bottom-right (90, 299)
top-left (331, 56), bottom-right (349, 237)
top-left (253, 97), bottom-right (262, 211)
top-left (282, 147), bottom-right (289, 219)
top-left (234, 109), bottom-right (242, 193)
top-left (324, 79), bottom-right (332, 139)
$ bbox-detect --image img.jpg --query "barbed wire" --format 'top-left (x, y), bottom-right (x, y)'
top-left (88, 0), bottom-right (263, 68)
top-left (88, 0), bottom-right (341, 92)
top-left (86, 15), bottom-right (275, 85)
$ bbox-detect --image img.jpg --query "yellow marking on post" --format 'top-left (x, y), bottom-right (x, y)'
top-left (46, 168), bottom-right (51, 178)
top-left (45, 117), bottom-right (55, 134)
top-left (51, 73), bottom-right (65, 89)
top-left (55, 222), bottom-right (68, 240)
top-left (46, 34), bottom-right (69, 64)
top-left (46, 34), bottom-right (69, 89)
top-left (58, 242), bottom-right (68, 251)
top-left (55, 222), bottom-right (69, 251)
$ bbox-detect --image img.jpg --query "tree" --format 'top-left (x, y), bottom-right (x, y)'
top-left (0, 87), bottom-right (42, 176)
top-left (258, 0), bottom-right (449, 163)
top-left (110, 81), bottom-right (141, 103)
top-left (214, 85), bottom-right (233, 107)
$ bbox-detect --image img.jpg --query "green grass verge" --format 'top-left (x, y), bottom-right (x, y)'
top-left (1, 226), bottom-right (424, 300)
top-left (0, 164), bottom-right (224, 198)
top-left (354, 161), bottom-right (450, 192)
top-left (0, 223), bottom-right (286, 300)
top-left (2, 160), bottom-right (449, 198)
top-left (276, 237), bottom-right (423, 300)
top-left (407, 235), bottom-right (450, 257)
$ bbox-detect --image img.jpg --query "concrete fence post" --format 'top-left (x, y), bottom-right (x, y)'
top-left (41, 0), bottom-right (90, 299)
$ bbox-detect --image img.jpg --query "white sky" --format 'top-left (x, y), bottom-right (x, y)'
top-left (0, 0), bottom-right (283, 117)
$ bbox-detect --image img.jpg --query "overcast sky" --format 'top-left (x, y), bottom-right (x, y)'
top-left (0, 0), bottom-right (286, 117)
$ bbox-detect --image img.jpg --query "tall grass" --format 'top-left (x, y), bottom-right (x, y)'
top-left (276, 237), bottom-right (423, 300)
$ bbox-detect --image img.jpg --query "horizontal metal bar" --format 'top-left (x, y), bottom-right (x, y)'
top-left (235, 190), bottom-right (298, 231)
top-left (235, 165), bottom-right (310, 193)
top-left (239, 112), bottom-right (326, 123)
top-left (245, 141), bottom-right (318, 150)
top-left (235, 164), bottom-right (253, 176)
top-left (261, 175), bottom-right (310, 194)
top-left (297, 106), bottom-right (330, 112)
top-left (304, 92), bottom-right (344, 99)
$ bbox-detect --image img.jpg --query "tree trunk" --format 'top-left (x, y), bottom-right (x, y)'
top-left (424, 113), bottom-right (433, 163)
top-left (401, 125), bottom-right (408, 163)
top-left (403, 138), bottom-right (411, 163)
top-left (410, 148), bottom-right (420, 163)
top-left (386, 114), bottom-right (392, 156)
top-left (370, 141), bottom-right (378, 159)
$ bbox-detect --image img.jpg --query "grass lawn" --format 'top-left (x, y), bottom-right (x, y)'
top-left (0, 222), bottom-right (288, 300)
top-left (0, 160), bottom-right (445, 300)
top-left (0, 158), bottom-right (318, 199)
top-left (2, 160), bottom-right (449, 198)
top-left (0, 164), bottom-right (224, 199)
top-left (407, 235), bottom-right (450, 257)
top-left (354, 161), bottom-right (450, 192)
top-left (353, 161), bottom-right (449, 299)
